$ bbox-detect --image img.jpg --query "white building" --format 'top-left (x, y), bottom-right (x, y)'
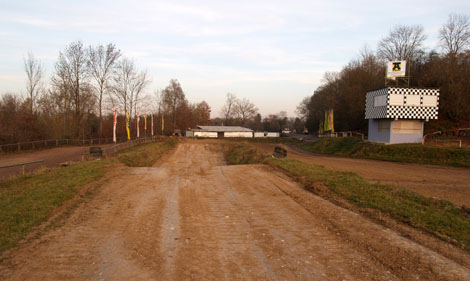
top-left (365, 87), bottom-right (439, 144)
top-left (192, 126), bottom-right (254, 138)
top-left (254, 132), bottom-right (280, 138)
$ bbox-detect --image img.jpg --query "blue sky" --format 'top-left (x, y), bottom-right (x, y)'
top-left (0, 0), bottom-right (468, 117)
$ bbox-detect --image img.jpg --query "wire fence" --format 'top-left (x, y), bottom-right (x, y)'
top-left (319, 131), bottom-right (365, 140)
top-left (85, 136), bottom-right (162, 159)
top-left (0, 160), bottom-right (45, 175)
top-left (423, 128), bottom-right (470, 146)
top-left (0, 136), bottom-right (163, 179)
top-left (0, 137), bottom-right (143, 153)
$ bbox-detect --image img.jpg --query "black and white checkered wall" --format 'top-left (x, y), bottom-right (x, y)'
top-left (365, 87), bottom-right (439, 120)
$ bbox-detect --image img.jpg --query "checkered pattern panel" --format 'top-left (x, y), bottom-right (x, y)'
top-left (365, 88), bottom-right (388, 119)
top-left (387, 87), bottom-right (439, 120)
top-left (386, 106), bottom-right (439, 119)
top-left (365, 87), bottom-right (439, 120)
top-left (388, 87), bottom-right (439, 96)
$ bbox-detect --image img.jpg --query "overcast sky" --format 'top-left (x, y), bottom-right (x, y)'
top-left (0, 0), bottom-right (468, 117)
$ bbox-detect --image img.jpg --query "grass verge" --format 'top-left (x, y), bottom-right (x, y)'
top-left (222, 142), bottom-right (470, 250)
top-left (268, 158), bottom-right (470, 250)
top-left (0, 159), bottom-right (110, 255)
top-left (224, 143), bottom-right (268, 165)
top-left (246, 137), bottom-right (302, 144)
top-left (117, 138), bottom-right (178, 167)
top-left (301, 137), bottom-right (470, 168)
top-left (0, 138), bottom-right (178, 256)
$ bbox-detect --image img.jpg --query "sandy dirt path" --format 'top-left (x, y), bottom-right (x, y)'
top-left (252, 143), bottom-right (470, 207)
top-left (1, 141), bottom-right (469, 280)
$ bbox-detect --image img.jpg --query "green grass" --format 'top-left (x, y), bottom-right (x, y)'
top-left (0, 159), bottom-right (110, 255)
top-left (224, 143), bottom-right (268, 165)
top-left (246, 137), bottom-right (302, 144)
top-left (269, 158), bottom-right (470, 249)
top-left (117, 138), bottom-right (178, 167)
top-left (0, 138), bottom-right (178, 256)
top-left (301, 137), bottom-right (470, 168)
top-left (221, 142), bottom-right (470, 250)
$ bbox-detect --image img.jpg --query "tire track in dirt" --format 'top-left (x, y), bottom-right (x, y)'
top-left (1, 140), bottom-right (469, 280)
top-left (252, 142), bottom-right (470, 207)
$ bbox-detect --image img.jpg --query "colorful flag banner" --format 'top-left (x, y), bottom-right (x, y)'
top-left (113, 108), bottom-right (117, 143)
top-left (126, 110), bottom-right (130, 140)
top-left (324, 111), bottom-right (328, 132)
top-left (161, 114), bottom-right (164, 133)
top-left (329, 109), bottom-right (334, 133)
top-left (136, 112), bottom-right (140, 138)
top-left (151, 114), bottom-right (154, 136)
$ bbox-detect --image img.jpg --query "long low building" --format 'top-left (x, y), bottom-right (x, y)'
top-left (192, 126), bottom-right (254, 138)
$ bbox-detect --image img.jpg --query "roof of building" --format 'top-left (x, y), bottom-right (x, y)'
top-left (196, 126), bottom-right (253, 132)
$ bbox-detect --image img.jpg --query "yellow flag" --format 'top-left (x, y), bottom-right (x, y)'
top-left (161, 115), bottom-right (164, 133)
top-left (330, 109), bottom-right (334, 133)
top-left (144, 113), bottom-right (147, 130)
top-left (126, 110), bottom-right (130, 140)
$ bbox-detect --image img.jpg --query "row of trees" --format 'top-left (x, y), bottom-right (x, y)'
top-left (298, 13), bottom-right (470, 134)
top-left (1, 41), bottom-right (212, 144)
top-left (215, 93), bottom-right (305, 133)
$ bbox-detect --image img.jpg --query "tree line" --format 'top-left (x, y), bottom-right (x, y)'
top-left (214, 93), bottom-right (305, 134)
top-left (0, 41), bottom-right (212, 144)
top-left (298, 13), bottom-right (470, 134)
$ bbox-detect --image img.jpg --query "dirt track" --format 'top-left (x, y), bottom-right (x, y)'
top-left (1, 141), bottom-right (469, 280)
top-left (0, 145), bottom-right (113, 180)
top-left (253, 143), bottom-right (470, 207)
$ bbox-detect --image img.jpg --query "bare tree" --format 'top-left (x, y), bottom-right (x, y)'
top-left (233, 97), bottom-right (258, 126)
top-left (377, 25), bottom-right (427, 61)
top-left (88, 43), bottom-right (121, 137)
top-left (53, 41), bottom-right (89, 137)
top-left (162, 79), bottom-right (185, 131)
top-left (24, 52), bottom-right (44, 113)
top-left (439, 13), bottom-right (470, 55)
top-left (112, 57), bottom-right (149, 121)
top-left (152, 89), bottom-right (163, 114)
top-left (220, 92), bottom-right (237, 125)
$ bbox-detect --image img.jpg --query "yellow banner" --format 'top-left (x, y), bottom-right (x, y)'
top-left (161, 115), bottom-right (164, 133)
top-left (144, 113), bottom-right (147, 130)
top-left (126, 110), bottom-right (130, 140)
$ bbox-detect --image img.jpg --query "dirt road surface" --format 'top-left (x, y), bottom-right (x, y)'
top-left (0, 145), bottom-right (113, 180)
top-left (253, 143), bottom-right (470, 207)
top-left (1, 141), bottom-right (469, 280)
